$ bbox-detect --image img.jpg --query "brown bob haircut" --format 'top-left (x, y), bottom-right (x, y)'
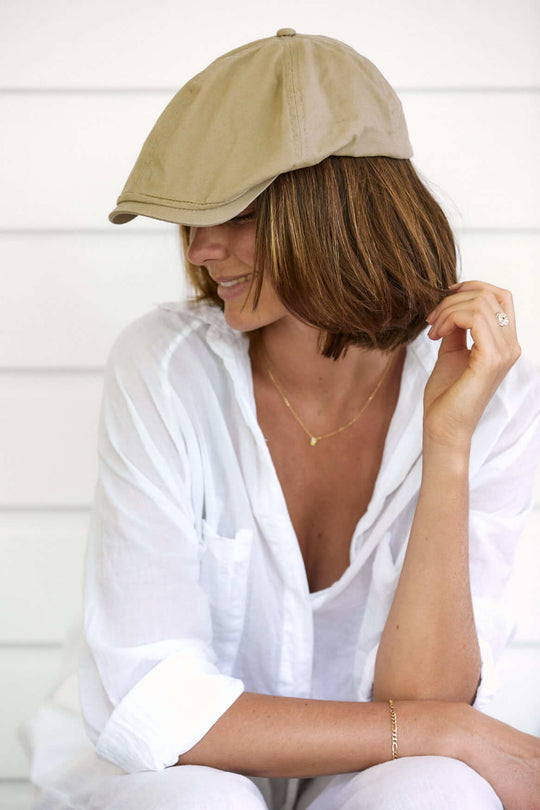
top-left (181, 156), bottom-right (457, 360)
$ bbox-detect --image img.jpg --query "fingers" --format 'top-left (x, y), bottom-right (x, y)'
top-left (427, 281), bottom-right (515, 340)
top-left (430, 280), bottom-right (516, 328)
top-left (426, 280), bottom-right (521, 370)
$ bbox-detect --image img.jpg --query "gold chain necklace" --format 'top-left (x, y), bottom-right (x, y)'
top-left (266, 354), bottom-right (394, 447)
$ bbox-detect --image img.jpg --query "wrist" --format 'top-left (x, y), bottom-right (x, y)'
top-left (396, 700), bottom-right (470, 761)
top-left (422, 414), bottom-right (475, 455)
top-left (422, 433), bottom-right (471, 471)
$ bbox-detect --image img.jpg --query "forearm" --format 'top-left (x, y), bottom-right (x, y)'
top-left (374, 437), bottom-right (481, 703)
top-left (178, 692), bottom-right (540, 808)
top-left (177, 692), bottom-right (457, 777)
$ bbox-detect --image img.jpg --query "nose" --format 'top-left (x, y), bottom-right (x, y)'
top-left (186, 225), bottom-right (229, 266)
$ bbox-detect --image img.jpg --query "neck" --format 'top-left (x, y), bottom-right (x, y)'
top-left (249, 317), bottom-right (399, 410)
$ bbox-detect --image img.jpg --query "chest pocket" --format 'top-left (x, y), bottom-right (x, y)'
top-left (199, 520), bottom-right (253, 672)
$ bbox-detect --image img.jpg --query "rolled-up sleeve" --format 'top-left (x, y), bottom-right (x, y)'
top-left (81, 320), bottom-right (244, 772)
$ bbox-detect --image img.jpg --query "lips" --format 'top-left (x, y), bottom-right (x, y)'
top-left (218, 274), bottom-right (251, 288)
top-left (213, 273), bottom-right (252, 300)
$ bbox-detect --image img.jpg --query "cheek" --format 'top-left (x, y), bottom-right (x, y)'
top-left (237, 225), bottom-right (257, 267)
top-left (257, 277), bottom-right (288, 317)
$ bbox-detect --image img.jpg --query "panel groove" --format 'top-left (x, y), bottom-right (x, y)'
top-left (1, 86), bottom-right (540, 94)
top-left (0, 776), bottom-right (31, 786)
top-left (0, 504), bottom-right (91, 512)
top-left (0, 368), bottom-right (104, 375)
top-left (0, 228), bottom-right (170, 235)
top-left (0, 642), bottom-right (64, 650)
top-left (2, 227), bottom-right (539, 236)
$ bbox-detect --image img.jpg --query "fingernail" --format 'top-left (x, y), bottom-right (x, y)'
top-left (448, 282), bottom-right (462, 289)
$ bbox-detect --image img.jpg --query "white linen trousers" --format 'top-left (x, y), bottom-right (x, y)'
top-left (30, 748), bottom-right (503, 810)
top-left (22, 301), bottom-right (540, 808)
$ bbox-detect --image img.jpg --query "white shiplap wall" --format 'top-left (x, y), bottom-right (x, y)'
top-left (1, 1), bottom-right (539, 806)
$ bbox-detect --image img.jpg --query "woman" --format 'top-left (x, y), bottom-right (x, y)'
top-left (27, 28), bottom-right (540, 810)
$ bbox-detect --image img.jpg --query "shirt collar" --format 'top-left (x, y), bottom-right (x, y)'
top-left (159, 298), bottom-right (432, 490)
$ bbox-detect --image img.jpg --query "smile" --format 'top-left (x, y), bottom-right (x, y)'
top-left (218, 274), bottom-right (251, 287)
top-left (215, 274), bottom-right (253, 302)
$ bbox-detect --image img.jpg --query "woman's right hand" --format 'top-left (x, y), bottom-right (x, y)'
top-left (401, 701), bottom-right (540, 810)
top-left (460, 706), bottom-right (540, 810)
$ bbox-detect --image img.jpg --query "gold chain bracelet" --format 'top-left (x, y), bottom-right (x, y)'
top-left (388, 699), bottom-right (398, 760)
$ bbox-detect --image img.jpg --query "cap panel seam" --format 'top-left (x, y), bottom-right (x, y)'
top-left (282, 39), bottom-right (304, 162)
top-left (291, 40), bottom-right (307, 160)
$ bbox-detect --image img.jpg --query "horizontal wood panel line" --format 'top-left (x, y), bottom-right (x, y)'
top-left (0, 641), bottom-right (64, 650)
top-left (1, 504), bottom-right (538, 515)
top-left (3, 502), bottom-right (538, 515)
top-left (2, 227), bottom-right (540, 237)
top-left (0, 228), bottom-right (172, 236)
top-left (0, 368), bottom-right (104, 374)
top-left (0, 504), bottom-right (90, 517)
top-left (505, 640), bottom-right (540, 650)
top-left (402, 87), bottom-right (540, 95)
top-left (0, 504), bottom-right (91, 512)
top-left (0, 779), bottom-right (32, 785)
top-left (456, 228), bottom-right (540, 236)
top-left (2, 86), bottom-right (540, 94)
top-left (1, 640), bottom-right (537, 655)
top-left (0, 776), bottom-right (30, 787)
top-left (0, 778), bottom-right (31, 782)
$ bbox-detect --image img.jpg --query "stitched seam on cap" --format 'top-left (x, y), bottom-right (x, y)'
top-left (282, 38), bottom-right (302, 161)
top-left (119, 192), bottom-right (257, 208)
top-left (117, 180), bottom-right (275, 209)
top-left (290, 38), bottom-right (307, 160)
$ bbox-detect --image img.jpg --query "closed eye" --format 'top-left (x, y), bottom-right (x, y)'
top-left (229, 209), bottom-right (256, 224)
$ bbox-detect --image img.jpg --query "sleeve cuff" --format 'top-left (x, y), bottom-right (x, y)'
top-left (96, 650), bottom-right (245, 772)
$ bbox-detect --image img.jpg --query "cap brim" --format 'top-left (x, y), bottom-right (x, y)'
top-left (108, 177), bottom-right (276, 228)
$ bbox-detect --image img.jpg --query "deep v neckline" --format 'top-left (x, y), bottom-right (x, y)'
top-left (243, 343), bottom-right (422, 597)
top-left (203, 311), bottom-right (427, 601)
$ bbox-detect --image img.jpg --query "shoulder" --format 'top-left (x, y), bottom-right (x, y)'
top-left (102, 301), bottom-right (252, 429)
top-left (105, 299), bottom-right (237, 384)
top-left (107, 300), bottom-right (213, 365)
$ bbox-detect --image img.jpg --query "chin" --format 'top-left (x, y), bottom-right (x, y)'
top-left (223, 302), bottom-right (271, 332)
top-left (221, 295), bottom-right (289, 333)
top-left (225, 315), bottom-right (262, 332)
top-left (222, 306), bottom-right (262, 333)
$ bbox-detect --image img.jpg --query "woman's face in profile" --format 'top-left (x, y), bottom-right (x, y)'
top-left (187, 203), bottom-right (290, 332)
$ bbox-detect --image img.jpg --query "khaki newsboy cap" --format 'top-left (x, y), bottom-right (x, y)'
top-left (109, 28), bottom-right (413, 227)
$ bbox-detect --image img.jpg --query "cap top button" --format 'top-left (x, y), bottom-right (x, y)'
top-left (276, 28), bottom-right (296, 37)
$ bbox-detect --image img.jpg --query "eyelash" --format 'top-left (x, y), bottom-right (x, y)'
top-left (231, 211), bottom-right (256, 223)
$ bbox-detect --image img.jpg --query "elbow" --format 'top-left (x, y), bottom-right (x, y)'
top-left (373, 641), bottom-right (481, 705)
top-left (373, 670), bottom-right (481, 705)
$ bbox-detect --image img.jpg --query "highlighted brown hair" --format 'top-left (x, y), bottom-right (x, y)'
top-left (182, 156), bottom-right (457, 359)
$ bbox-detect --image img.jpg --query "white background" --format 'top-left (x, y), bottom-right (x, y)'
top-left (1, 0), bottom-right (539, 806)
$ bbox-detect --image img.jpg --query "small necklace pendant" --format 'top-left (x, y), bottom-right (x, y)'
top-left (310, 436), bottom-right (318, 446)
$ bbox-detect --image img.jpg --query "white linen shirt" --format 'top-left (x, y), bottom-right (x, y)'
top-left (79, 300), bottom-right (540, 774)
